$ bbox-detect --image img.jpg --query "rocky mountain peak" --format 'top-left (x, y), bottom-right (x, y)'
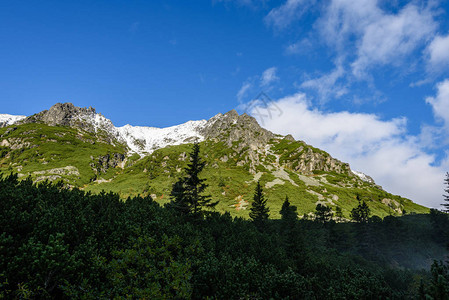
top-left (202, 109), bottom-right (275, 150)
top-left (19, 103), bottom-right (118, 143)
top-left (26, 102), bottom-right (98, 126)
top-left (223, 109), bottom-right (239, 119)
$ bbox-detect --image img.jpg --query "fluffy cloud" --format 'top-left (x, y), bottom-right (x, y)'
top-left (317, 0), bottom-right (380, 51)
top-left (351, 4), bottom-right (436, 77)
top-left (315, 0), bottom-right (436, 77)
top-left (248, 93), bottom-right (446, 208)
top-left (300, 64), bottom-right (348, 103)
top-left (427, 33), bottom-right (449, 70)
top-left (260, 67), bottom-right (279, 86)
top-left (291, 0), bottom-right (437, 100)
top-left (426, 79), bottom-right (449, 131)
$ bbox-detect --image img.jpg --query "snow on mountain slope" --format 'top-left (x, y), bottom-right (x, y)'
top-left (116, 120), bottom-right (207, 154)
top-left (351, 170), bottom-right (375, 184)
top-left (0, 114), bottom-right (26, 128)
top-left (59, 105), bottom-right (207, 154)
top-left (75, 112), bottom-right (118, 136)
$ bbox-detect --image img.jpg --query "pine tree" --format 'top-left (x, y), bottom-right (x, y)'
top-left (169, 143), bottom-right (217, 216)
top-left (280, 196), bottom-right (297, 229)
top-left (443, 172), bottom-right (449, 213)
top-left (315, 203), bottom-right (333, 223)
top-left (280, 196), bottom-right (297, 223)
top-left (350, 196), bottom-right (370, 223)
top-left (249, 181), bottom-right (269, 225)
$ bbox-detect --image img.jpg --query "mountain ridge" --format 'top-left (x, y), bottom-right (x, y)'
top-left (0, 103), bottom-right (427, 218)
top-left (3, 102), bottom-right (366, 179)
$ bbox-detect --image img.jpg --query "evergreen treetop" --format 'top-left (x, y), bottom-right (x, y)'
top-left (169, 143), bottom-right (217, 216)
top-left (280, 196), bottom-right (297, 223)
top-left (249, 181), bottom-right (269, 224)
top-left (350, 197), bottom-right (370, 223)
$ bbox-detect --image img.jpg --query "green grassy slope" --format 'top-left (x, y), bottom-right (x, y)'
top-left (0, 124), bottom-right (126, 186)
top-left (85, 140), bottom-right (428, 219)
top-left (0, 123), bottom-right (428, 218)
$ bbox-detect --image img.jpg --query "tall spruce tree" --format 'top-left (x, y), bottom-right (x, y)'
top-left (249, 181), bottom-right (269, 225)
top-left (280, 196), bottom-right (297, 224)
top-left (443, 172), bottom-right (449, 213)
top-left (169, 143), bottom-right (217, 216)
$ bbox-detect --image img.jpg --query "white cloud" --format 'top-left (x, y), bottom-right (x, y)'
top-left (236, 68), bottom-right (279, 102)
top-left (351, 4), bottom-right (436, 77)
top-left (237, 82), bottom-right (252, 101)
top-left (427, 33), bottom-right (449, 70)
top-left (300, 64), bottom-right (348, 103)
top-left (248, 92), bottom-right (446, 208)
top-left (426, 79), bottom-right (449, 131)
top-left (317, 0), bottom-right (381, 52)
top-left (260, 67), bottom-right (279, 86)
top-left (265, 0), bottom-right (313, 30)
top-left (313, 1), bottom-right (437, 78)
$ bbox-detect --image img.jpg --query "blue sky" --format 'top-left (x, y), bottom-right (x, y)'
top-left (1, 0), bottom-right (449, 208)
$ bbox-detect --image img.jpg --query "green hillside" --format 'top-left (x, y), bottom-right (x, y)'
top-left (0, 121), bottom-right (428, 219)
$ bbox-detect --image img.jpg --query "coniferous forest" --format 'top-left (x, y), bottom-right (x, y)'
top-left (1, 145), bottom-right (449, 299)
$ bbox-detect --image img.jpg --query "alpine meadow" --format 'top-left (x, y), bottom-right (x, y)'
top-left (1, 0), bottom-right (449, 299)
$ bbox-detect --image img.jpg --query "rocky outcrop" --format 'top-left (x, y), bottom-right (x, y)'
top-left (199, 109), bottom-right (352, 176)
top-left (1, 127), bottom-right (17, 138)
top-left (19, 103), bottom-right (119, 143)
top-left (90, 153), bottom-right (126, 174)
top-left (32, 166), bottom-right (80, 182)
top-left (287, 148), bottom-right (350, 175)
top-left (201, 110), bottom-right (275, 151)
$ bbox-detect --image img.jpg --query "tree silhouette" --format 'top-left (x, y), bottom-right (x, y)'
top-left (350, 196), bottom-right (370, 223)
top-left (315, 203), bottom-right (333, 223)
top-left (443, 172), bottom-right (449, 213)
top-left (169, 143), bottom-right (217, 216)
top-left (280, 196), bottom-right (297, 224)
top-left (249, 181), bottom-right (269, 226)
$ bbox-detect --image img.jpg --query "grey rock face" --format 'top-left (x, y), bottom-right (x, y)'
top-left (199, 109), bottom-right (352, 176)
top-left (90, 153), bottom-right (126, 174)
top-left (288, 148), bottom-right (350, 175)
top-left (19, 103), bottom-right (118, 143)
top-left (21, 103), bottom-right (92, 126)
top-left (201, 109), bottom-right (275, 150)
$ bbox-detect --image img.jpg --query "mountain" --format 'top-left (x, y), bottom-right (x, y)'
top-left (0, 103), bottom-right (427, 218)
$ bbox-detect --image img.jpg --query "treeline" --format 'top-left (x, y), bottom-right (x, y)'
top-left (1, 144), bottom-right (449, 299)
top-left (0, 173), bottom-right (448, 299)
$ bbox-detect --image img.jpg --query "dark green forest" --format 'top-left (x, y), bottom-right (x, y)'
top-left (1, 145), bottom-right (449, 299)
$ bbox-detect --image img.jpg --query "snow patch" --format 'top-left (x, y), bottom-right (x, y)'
top-left (67, 109), bottom-right (208, 155)
top-left (352, 170), bottom-right (375, 183)
top-left (116, 120), bottom-right (207, 155)
top-left (0, 114), bottom-right (26, 127)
